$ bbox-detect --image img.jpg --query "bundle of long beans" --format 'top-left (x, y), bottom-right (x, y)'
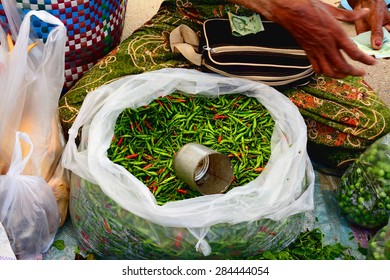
top-left (107, 92), bottom-right (274, 205)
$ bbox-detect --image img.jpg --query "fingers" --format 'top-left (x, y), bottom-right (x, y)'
top-left (353, 0), bottom-right (390, 49)
top-left (316, 51), bottom-right (367, 78)
top-left (305, 32), bottom-right (376, 78)
top-left (325, 4), bottom-right (370, 22)
top-left (310, 57), bottom-right (367, 79)
top-left (354, 17), bottom-right (370, 34)
top-left (306, 50), bottom-right (366, 79)
top-left (369, 6), bottom-right (386, 49)
top-left (371, 28), bottom-right (384, 50)
top-left (339, 35), bottom-right (377, 66)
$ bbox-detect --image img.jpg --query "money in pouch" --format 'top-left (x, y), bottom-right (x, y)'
top-left (228, 12), bottom-right (264, 37)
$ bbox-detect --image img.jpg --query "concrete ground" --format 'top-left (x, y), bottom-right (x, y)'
top-left (123, 0), bottom-right (389, 107)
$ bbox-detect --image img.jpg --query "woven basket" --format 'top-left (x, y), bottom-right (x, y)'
top-left (0, 0), bottom-right (127, 91)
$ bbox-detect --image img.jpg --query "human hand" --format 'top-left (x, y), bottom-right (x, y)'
top-left (228, 0), bottom-right (377, 78)
top-left (349, 0), bottom-right (390, 49)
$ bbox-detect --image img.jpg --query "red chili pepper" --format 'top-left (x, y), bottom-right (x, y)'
top-left (148, 181), bottom-right (156, 189)
top-left (143, 155), bottom-right (154, 160)
top-left (144, 120), bottom-right (153, 130)
top-left (254, 167), bottom-right (264, 172)
top-left (193, 125), bottom-right (197, 131)
top-left (157, 168), bottom-right (165, 175)
top-left (259, 226), bottom-right (276, 236)
top-left (175, 232), bottom-right (183, 248)
top-left (117, 137), bottom-right (124, 147)
top-left (103, 218), bottom-right (112, 234)
top-left (217, 135), bottom-right (222, 143)
top-left (98, 236), bottom-right (108, 244)
top-left (143, 163), bottom-right (153, 170)
top-left (174, 98), bottom-right (186, 103)
top-left (125, 153), bottom-right (139, 159)
top-left (156, 100), bottom-right (164, 107)
top-left (81, 230), bottom-right (89, 242)
top-left (214, 114), bottom-right (228, 119)
top-left (259, 226), bottom-right (268, 232)
top-left (176, 188), bottom-right (188, 194)
top-left (232, 250), bottom-right (242, 256)
top-left (135, 122), bottom-right (142, 133)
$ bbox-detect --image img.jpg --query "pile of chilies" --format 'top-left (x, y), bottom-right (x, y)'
top-left (107, 92), bottom-right (275, 205)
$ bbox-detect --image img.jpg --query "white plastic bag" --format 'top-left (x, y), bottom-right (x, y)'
top-left (0, 5), bottom-right (66, 175)
top-left (63, 68), bottom-right (315, 256)
top-left (0, 132), bottom-right (59, 260)
top-left (0, 3), bottom-right (69, 226)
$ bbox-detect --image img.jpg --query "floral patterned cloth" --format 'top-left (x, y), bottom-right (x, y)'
top-left (58, 0), bottom-right (390, 170)
top-left (285, 75), bottom-right (390, 170)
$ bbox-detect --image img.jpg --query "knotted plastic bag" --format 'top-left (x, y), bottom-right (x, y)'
top-left (0, 132), bottom-right (59, 260)
top-left (337, 133), bottom-right (390, 229)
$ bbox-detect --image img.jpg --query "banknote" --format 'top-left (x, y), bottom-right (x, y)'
top-left (352, 28), bottom-right (390, 58)
top-left (228, 12), bottom-right (264, 37)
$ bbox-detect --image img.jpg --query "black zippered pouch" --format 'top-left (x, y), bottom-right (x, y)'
top-left (199, 18), bottom-right (314, 89)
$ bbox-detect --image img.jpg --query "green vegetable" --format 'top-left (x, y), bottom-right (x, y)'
top-left (51, 240), bottom-right (65, 251)
top-left (107, 92), bottom-right (274, 205)
top-left (243, 229), bottom-right (356, 260)
top-left (337, 133), bottom-right (390, 229)
top-left (367, 218), bottom-right (390, 260)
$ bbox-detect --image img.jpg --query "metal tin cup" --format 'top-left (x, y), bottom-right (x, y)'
top-left (173, 143), bottom-right (234, 195)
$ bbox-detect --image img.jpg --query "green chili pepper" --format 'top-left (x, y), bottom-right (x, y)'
top-left (107, 93), bottom-right (275, 205)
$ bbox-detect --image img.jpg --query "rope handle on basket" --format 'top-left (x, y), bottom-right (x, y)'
top-left (169, 24), bottom-right (202, 66)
